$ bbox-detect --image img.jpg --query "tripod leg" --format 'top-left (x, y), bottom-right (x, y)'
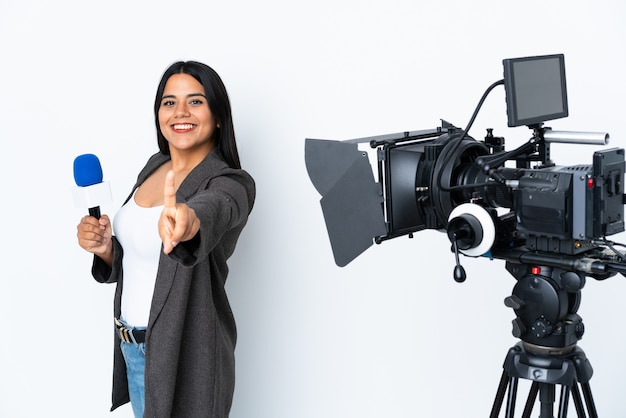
top-left (538, 383), bottom-right (556, 418)
top-left (570, 383), bottom-right (587, 418)
top-left (505, 376), bottom-right (519, 418)
top-left (580, 383), bottom-right (599, 418)
top-left (490, 370), bottom-right (510, 418)
top-left (522, 382), bottom-right (539, 418)
top-left (557, 385), bottom-right (570, 418)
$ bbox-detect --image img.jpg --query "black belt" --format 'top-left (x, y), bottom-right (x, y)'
top-left (115, 318), bottom-right (146, 344)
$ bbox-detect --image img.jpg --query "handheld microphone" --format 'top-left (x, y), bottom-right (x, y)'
top-left (72, 154), bottom-right (112, 219)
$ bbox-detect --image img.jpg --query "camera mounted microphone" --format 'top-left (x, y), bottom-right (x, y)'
top-left (72, 154), bottom-right (112, 219)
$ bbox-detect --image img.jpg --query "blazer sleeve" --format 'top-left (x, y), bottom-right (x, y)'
top-left (91, 236), bottom-right (124, 284)
top-left (168, 169), bottom-right (255, 267)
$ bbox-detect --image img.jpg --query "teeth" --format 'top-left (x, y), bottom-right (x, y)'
top-left (173, 124), bottom-right (195, 130)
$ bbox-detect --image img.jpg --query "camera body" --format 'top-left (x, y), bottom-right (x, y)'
top-left (513, 150), bottom-right (624, 254)
top-left (378, 127), bottom-right (625, 256)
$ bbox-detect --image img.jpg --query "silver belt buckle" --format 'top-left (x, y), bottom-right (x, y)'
top-left (119, 327), bottom-right (132, 343)
top-left (115, 318), bottom-right (132, 343)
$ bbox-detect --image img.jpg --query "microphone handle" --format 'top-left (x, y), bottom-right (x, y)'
top-left (89, 206), bottom-right (101, 219)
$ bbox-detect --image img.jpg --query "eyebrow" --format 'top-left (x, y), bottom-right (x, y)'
top-left (161, 93), bottom-right (207, 100)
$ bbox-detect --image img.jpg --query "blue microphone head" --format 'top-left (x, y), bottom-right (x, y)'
top-left (73, 154), bottom-right (103, 186)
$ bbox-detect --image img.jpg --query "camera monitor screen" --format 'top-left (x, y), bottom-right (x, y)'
top-left (503, 54), bottom-right (568, 127)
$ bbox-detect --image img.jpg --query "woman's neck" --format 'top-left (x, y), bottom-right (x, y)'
top-left (169, 144), bottom-right (214, 177)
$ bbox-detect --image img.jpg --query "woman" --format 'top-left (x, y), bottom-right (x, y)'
top-left (76, 61), bottom-right (256, 418)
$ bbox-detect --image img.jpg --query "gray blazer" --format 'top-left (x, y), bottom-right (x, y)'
top-left (92, 150), bottom-right (255, 417)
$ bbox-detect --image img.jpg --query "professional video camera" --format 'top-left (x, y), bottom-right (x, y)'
top-left (305, 54), bottom-right (626, 416)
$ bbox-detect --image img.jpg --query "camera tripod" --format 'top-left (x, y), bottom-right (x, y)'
top-left (487, 260), bottom-right (601, 417)
top-left (489, 342), bottom-right (597, 418)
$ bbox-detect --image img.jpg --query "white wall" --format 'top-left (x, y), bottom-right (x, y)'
top-left (1, 0), bottom-right (625, 416)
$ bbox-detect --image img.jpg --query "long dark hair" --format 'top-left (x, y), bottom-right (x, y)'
top-left (154, 61), bottom-right (241, 169)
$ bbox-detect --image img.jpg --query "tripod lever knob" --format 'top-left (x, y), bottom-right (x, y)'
top-left (511, 318), bottom-right (526, 338)
top-left (504, 295), bottom-right (525, 310)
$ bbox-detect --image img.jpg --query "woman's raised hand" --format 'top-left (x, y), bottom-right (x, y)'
top-left (159, 170), bottom-right (200, 254)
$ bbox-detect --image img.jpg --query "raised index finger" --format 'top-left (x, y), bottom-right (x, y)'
top-left (164, 170), bottom-right (177, 208)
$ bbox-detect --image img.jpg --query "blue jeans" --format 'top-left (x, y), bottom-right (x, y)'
top-left (119, 321), bottom-right (147, 418)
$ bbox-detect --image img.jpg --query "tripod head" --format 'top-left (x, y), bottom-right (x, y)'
top-left (503, 262), bottom-right (585, 350)
top-left (444, 225), bottom-right (626, 363)
top-left (488, 257), bottom-right (605, 417)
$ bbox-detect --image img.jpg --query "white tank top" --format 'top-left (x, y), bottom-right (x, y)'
top-left (113, 191), bottom-right (163, 327)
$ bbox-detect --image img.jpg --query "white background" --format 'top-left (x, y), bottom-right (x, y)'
top-left (1, 0), bottom-right (625, 417)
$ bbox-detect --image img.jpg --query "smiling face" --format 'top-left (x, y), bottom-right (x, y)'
top-left (158, 73), bottom-right (218, 156)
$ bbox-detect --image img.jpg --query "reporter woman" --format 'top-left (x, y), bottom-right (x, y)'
top-left (77, 61), bottom-right (255, 418)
